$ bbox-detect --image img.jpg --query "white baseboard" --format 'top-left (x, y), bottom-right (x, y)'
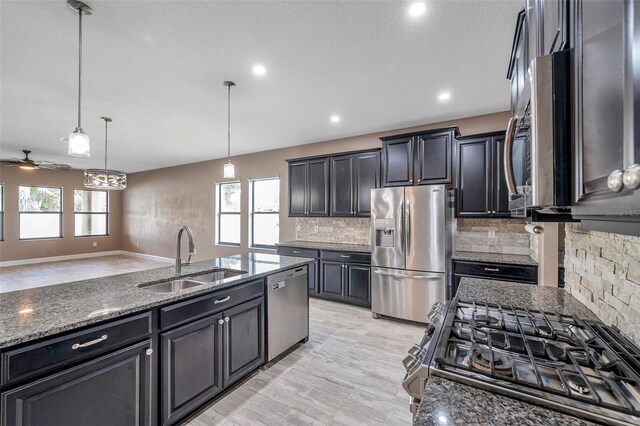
top-left (0, 250), bottom-right (124, 268)
top-left (120, 251), bottom-right (174, 263)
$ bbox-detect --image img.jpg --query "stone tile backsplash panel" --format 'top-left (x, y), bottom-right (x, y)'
top-left (564, 223), bottom-right (640, 344)
top-left (455, 218), bottom-right (530, 255)
top-left (296, 217), bottom-right (371, 245)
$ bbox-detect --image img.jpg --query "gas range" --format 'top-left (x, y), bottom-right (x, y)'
top-left (402, 300), bottom-right (640, 425)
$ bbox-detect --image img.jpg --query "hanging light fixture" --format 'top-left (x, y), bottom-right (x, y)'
top-left (67, 0), bottom-right (92, 157)
top-left (223, 81), bottom-right (236, 178)
top-left (84, 117), bottom-right (127, 190)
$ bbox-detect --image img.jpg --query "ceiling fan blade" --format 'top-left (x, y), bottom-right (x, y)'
top-left (37, 162), bottom-right (72, 170)
top-left (0, 159), bottom-right (21, 165)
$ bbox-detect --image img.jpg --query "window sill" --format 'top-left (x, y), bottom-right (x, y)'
top-left (74, 234), bottom-right (110, 239)
top-left (249, 246), bottom-right (277, 252)
top-left (216, 243), bottom-right (241, 248)
top-left (19, 237), bottom-right (64, 242)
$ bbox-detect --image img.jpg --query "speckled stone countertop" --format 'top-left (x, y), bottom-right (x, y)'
top-left (414, 278), bottom-right (599, 426)
top-left (0, 253), bottom-right (312, 349)
top-left (452, 250), bottom-right (538, 266)
top-left (277, 240), bottom-right (371, 253)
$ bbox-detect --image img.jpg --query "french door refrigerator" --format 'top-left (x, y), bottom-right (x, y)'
top-left (370, 185), bottom-right (451, 323)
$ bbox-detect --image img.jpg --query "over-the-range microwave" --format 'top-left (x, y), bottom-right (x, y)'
top-left (504, 49), bottom-right (572, 218)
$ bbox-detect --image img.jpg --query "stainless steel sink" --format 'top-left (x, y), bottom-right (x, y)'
top-left (139, 279), bottom-right (204, 293)
top-left (187, 269), bottom-right (246, 282)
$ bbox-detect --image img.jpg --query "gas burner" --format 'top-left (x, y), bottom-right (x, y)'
top-left (546, 343), bottom-right (565, 359)
top-left (565, 373), bottom-right (590, 395)
top-left (470, 349), bottom-right (513, 376)
top-left (474, 314), bottom-right (499, 325)
top-left (537, 325), bottom-right (553, 335)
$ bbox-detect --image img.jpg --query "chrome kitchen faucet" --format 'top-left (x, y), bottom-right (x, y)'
top-left (175, 225), bottom-right (196, 274)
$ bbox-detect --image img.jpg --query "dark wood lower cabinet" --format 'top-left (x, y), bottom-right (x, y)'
top-left (161, 315), bottom-right (223, 425)
top-left (321, 261), bottom-right (345, 299)
top-left (320, 260), bottom-right (371, 308)
top-left (222, 297), bottom-right (265, 388)
top-left (346, 265), bottom-right (371, 306)
top-left (1, 340), bottom-right (154, 426)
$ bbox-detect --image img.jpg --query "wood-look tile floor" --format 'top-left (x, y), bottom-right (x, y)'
top-left (0, 254), bottom-right (169, 293)
top-left (187, 298), bottom-right (424, 426)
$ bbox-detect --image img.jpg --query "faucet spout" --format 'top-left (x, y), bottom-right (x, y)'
top-left (176, 225), bottom-right (196, 275)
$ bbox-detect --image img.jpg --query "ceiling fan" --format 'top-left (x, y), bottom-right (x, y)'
top-left (0, 150), bottom-right (72, 170)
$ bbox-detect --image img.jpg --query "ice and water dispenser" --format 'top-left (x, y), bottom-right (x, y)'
top-left (374, 218), bottom-right (396, 248)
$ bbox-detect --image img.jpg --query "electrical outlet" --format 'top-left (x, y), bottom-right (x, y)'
top-left (313, 225), bottom-right (319, 233)
top-left (136, 241), bottom-right (140, 247)
top-left (488, 230), bottom-right (496, 239)
top-left (92, 242), bottom-right (97, 247)
top-left (295, 224), bottom-right (301, 232)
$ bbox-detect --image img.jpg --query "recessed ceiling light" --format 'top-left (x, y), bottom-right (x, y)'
top-left (438, 92), bottom-right (451, 101)
top-left (252, 64), bottom-right (266, 76)
top-left (330, 115), bottom-right (341, 123)
top-left (409, 2), bottom-right (426, 17)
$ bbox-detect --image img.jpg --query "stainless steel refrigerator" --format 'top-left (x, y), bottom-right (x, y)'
top-left (370, 185), bottom-right (451, 323)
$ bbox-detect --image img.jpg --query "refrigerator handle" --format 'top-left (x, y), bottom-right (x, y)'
top-left (405, 196), bottom-right (411, 259)
top-left (372, 269), bottom-right (441, 280)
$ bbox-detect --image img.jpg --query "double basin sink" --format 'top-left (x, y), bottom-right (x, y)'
top-left (139, 269), bottom-right (246, 293)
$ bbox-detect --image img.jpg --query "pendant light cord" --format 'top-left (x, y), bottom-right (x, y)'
top-left (227, 83), bottom-right (231, 163)
top-left (77, 9), bottom-right (83, 129)
top-left (104, 119), bottom-right (108, 170)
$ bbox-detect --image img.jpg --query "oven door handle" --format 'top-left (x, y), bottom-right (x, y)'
top-left (504, 116), bottom-right (519, 196)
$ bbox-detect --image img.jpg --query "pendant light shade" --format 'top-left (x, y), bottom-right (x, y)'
top-left (67, 0), bottom-right (92, 157)
top-left (84, 117), bottom-right (127, 190)
top-left (223, 81), bottom-right (236, 179)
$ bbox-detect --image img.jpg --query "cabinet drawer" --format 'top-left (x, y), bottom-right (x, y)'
top-left (453, 260), bottom-right (537, 283)
top-left (1, 312), bottom-right (151, 386)
top-left (160, 280), bottom-right (263, 331)
top-left (321, 250), bottom-right (371, 264)
top-left (276, 246), bottom-right (319, 258)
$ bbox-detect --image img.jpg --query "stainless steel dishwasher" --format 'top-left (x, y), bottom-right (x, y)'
top-left (266, 265), bottom-right (309, 361)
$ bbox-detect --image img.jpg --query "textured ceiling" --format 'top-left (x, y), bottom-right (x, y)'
top-left (1, 1), bottom-right (522, 173)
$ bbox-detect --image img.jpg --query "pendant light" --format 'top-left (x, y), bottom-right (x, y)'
top-left (223, 81), bottom-right (236, 179)
top-left (84, 117), bottom-right (127, 190)
top-left (67, 0), bottom-right (92, 157)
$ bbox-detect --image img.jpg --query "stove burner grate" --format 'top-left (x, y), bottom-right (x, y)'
top-left (564, 373), bottom-right (591, 395)
top-left (470, 348), bottom-right (513, 376)
top-left (474, 314), bottom-right (500, 325)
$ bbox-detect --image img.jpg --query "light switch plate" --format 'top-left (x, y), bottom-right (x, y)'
top-left (488, 229), bottom-right (496, 239)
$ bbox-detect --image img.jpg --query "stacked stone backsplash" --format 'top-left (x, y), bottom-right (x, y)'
top-left (454, 218), bottom-right (530, 255)
top-left (564, 223), bottom-right (640, 343)
top-left (295, 217), bottom-right (371, 245)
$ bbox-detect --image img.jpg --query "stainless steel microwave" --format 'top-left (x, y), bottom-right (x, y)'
top-left (504, 49), bottom-right (571, 217)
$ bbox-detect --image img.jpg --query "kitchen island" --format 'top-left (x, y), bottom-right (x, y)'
top-left (414, 278), bottom-right (599, 426)
top-left (0, 253), bottom-right (312, 426)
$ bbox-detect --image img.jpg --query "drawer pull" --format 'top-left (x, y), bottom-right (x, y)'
top-left (72, 335), bottom-right (107, 350)
top-left (292, 250), bottom-right (301, 254)
top-left (214, 296), bottom-right (231, 304)
top-left (340, 255), bottom-right (350, 258)
top-left (484, 268), bottom-right (500, 272)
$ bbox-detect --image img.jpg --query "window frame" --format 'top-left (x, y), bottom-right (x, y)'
top-left (74, 189), bottom-right (109, 238)
top-left (18, 185), bottom-right (63, 241)
top-left (249, 177), bottom-right (280, 250)
top-left (216, 181), bottom-right (241, 247)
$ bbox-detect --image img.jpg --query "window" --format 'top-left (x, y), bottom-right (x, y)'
top-left (0, 184), bottom-right (4, 241)
top-left (250, 178), bottom-right (280, 249)
top-left (217, 182), bottom-right (241, 246)
top-left (74, 190), bottom-right (108, 237)
top-left (18, 185), bottom-right (62, 239)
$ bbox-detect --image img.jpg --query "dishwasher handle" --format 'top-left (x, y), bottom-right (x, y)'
top-left (267, 265), bottom-right (308, 285)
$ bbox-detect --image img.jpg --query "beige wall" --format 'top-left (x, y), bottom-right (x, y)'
top-left (122, 111), bottom-right (510, 260)
top-left (0, 166), bottom-right (123, 261)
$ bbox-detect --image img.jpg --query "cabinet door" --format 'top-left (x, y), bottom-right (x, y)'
top-left (381, 137), bottom-right (414, 187)
top-left (308, 159), bottom-right (329, 216)
top-left (493, 136), bottom-right (512, 216)
top-left (308, 259), bottom-right (319, 296)
top-left (330, 155), bottom-right (354, 216)
top-left (288, 161), bottom-right (307, 216)
top-left (415, 131), bottom-right (454, 185)
top-left (222, 297), bottom-right (265, 388)
top-left (321, 261), bottom-right (344, 299)
top-left (456, 139), bottom-right (492, 217)
top-left (161, 316), bottom-right (222, 425)
top-left (345, 265), bottom-right (371, 307)
top-left (540, 0), bottom-right (569, 54)
top-left (354, 151), bottom-right (380, 216)
top-left (2, 341), bottom-right (153, 426)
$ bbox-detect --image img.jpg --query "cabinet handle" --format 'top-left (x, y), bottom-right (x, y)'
top-left (623, 164), bottom-right (640, 190)
top-left (72, 335), bottom-right (107, 350)
top-left (340, 255), bottom-right (350, 258)
top-left (218, 319), bottom-right (225, 325)
top-left (224, 317), bottom-right (230, 323)
top-left (484, 267), bottom-right (500, 272)
top-left (487, 210), bottom-right (491, 214)
top-left (146, 348), bottom-right (153, 356)
top-left (607, 170), bottom-right (625, 192)
top-left (292, 250), bottom-right (301, 254)
top-left (504, 116), bottom-right (519, 196)
top-left (214, 296), bottom-right (231, 304)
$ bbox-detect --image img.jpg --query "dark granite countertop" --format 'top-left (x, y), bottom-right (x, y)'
top-left (277, 240), bottom-right (371, 253)
top-left (452, 250), bottom-right (538, 266)
top-left (0, 253), bottom-right (312, 349)
top-left (415, 278), bottom-right (599, 426)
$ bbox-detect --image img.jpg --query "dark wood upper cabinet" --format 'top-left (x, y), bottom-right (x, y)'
top-left (381, 127), bottom-right (459, 188)
top-left (455, 132), bottom-right (511, 218)
top-left (381, 136), bottom-right (414, 187)
top-left (2, 341), bottom-right (154, 426)
top-left (415, 130), bottom-right (455, 185)
top-left (354, 151), bottom-right (380, 216)
top-left (287, 158), bottom-right (329, 217)
top-left (330, 155), bottom-right (355, 216)
top-left (571, 0), bottom-right (640, 235)
top-left (540, 0), bottom-right (569, 54)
